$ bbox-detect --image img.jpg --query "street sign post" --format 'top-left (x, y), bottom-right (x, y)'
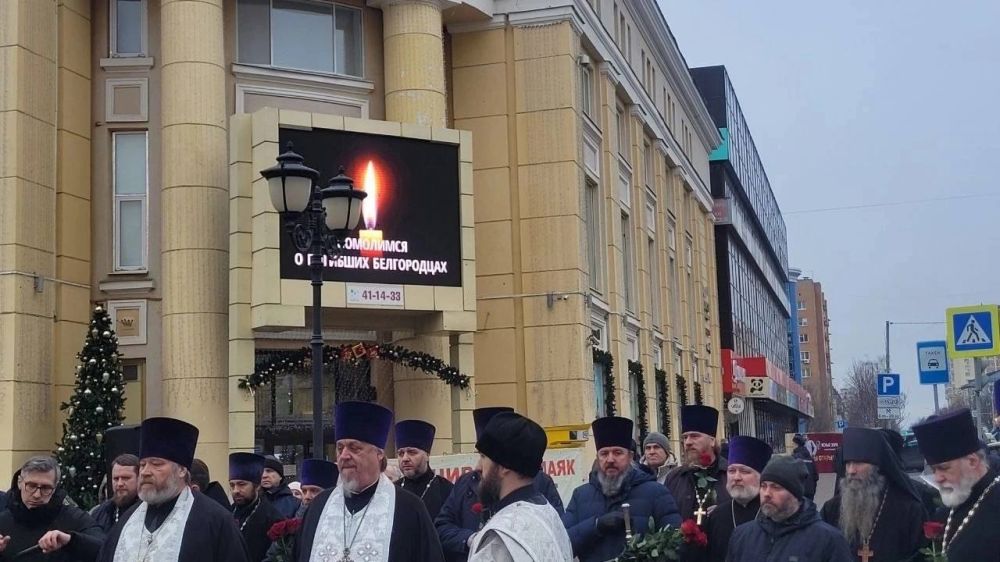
top-left (877, 373), bottom-right (901, 420)
top-left (834, 419), bottom-right (847, 432)
top-left (947, 305), bottom-right (1000, 359)
top-left (917, 340), bottom-right (950, 413)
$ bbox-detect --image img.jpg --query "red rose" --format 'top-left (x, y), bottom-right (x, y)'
top-left (267, 520), bottom-right (287, 542)
top-left (286, 518), bottom-right (303, 534)
top-left (680, 519), bottom-right (699, 537)
top-left (923, 521), bottom-right (945, 540)
top-left (471, 502), bottom-right (483, 514)
top-left (699, 453), bottom-right (713, 467)
top-left (680, 519), bottom-right (708, 546)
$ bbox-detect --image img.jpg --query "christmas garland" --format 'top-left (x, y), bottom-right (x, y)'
top-left (655, 368), bottom-right (671, 440)
top-left (593, 349), bottom-right (616, 416)
top-left (694, 382), bottom-right (704, 405)
top-left (628, 360), bottom-right (649, 440)
top-left (238, 343), bottom-right (471, 392)
top-left (676, 374), bottom-right (688, 407)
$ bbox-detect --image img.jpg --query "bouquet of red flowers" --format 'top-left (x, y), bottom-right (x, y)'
top-left (267, 518), bottom-right (303, 562)
top-left (919, 521), bottom-right (947, 562)
top-left (615, 518), bottom-right (707, 561)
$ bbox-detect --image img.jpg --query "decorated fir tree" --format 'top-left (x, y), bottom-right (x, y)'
top-left (54, 304), bottom-right (127, 508)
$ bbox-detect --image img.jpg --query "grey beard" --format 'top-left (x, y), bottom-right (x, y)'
top-left (598, 470), bottom-right (627, 497)
top-left (838, 471), bottom-right (887, 545)
top-left (139, 478), bottom-right (185, 506)
top-left (727, 484), bottom-right (759, 504)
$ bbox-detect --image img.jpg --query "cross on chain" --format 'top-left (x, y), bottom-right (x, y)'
top-left (858, 542), bottom-right (874, 562)
top-left (694, 505), bottom-right (708, 526)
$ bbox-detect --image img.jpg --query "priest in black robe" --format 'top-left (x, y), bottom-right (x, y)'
top-left (294, 401), bottom-right (445, 562)
top-left (820, 427), bottom-right (926, 562)
top-left (663, 405), bottom-right (730, 525)
top-left (230, 452), bottom-right (283, 562)
top-left (914, 408), bottom-right (1000, 561)
top-left (394, 419), bottom-right (454, 519)
top-left (700, 435), bottom-right (771, 562)
top-left (96, 417), bottom-right (250, 562)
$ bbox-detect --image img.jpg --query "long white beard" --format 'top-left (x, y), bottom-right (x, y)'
top-left (727, 483), bottom-right (759, 504)
top-left (838, 471), bottom-right (886, 545)
top-left (939, 470), bottom-right (980, 508)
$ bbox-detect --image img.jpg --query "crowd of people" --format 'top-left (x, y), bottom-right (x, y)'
top-left (0, 402), bottom-right (997, 561)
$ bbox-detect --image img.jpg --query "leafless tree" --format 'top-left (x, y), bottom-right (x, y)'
top-left (839, 358), bottom-right (906, 431)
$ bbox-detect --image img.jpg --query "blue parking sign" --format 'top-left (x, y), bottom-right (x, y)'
top-left (877, 373), bottom-right (900, 396)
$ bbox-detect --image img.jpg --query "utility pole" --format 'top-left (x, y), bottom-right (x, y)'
top-left (885, 320), bottom-right (947, 415)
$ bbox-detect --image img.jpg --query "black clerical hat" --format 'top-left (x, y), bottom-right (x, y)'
top-left (139, 417), bottom-right (199, 469)
top-left (104, 424), bottom-right (140, 469)
top-left (842, 428), bottom-right (887, 466)
top-left (681, 405), bottom-right (719, 437)
top-left (476, 412), bottom-right (547, 477)
top-left (592, 416), bottom-right (633, 451)
top-left (913, 408), bottom-right (982, 465)
top-left (334, 401), bottom-right (393, 449)
top-left (727, 435), bottom-right (772, 473)
top-left (229, 453), bottom-right (265, 484)
top-left (300, 459), bottom-right (338, 489)
top-left (395, 420), bottom-right (436, 453)
top-left (473, 407), bottom-right (514, 439)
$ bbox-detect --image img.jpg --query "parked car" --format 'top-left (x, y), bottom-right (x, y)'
top-left (900, 432), bottom-right (925, 472)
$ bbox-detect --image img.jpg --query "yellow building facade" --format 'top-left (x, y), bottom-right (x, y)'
top-left (0, 0), bottom-right (721, 478)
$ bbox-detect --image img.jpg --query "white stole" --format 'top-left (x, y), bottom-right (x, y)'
top-left (469, 501), bottom-right (574, 562)
top-left (113, 487), bottom-right (195, 562)
top-left (309, 474), bottom-right (396, 562)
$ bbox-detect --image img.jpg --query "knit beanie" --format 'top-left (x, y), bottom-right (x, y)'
top-left (643, 432), bottom-right (669, 452)
top-left (760, 455), bottom-right (805, 499)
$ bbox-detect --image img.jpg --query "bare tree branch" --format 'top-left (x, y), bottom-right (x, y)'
top-left (838, 357), bottom-right (905, 431)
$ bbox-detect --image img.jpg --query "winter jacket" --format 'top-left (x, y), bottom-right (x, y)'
top-left (262, 482), bottom-right (299, 519)
top-left (726, 499), bottom-right (852, 562)
top-left (562, 467), bottom-right (682, 562)
top-left (792, 445), bottom-right (819, 499)
top-left (0, 486), bottom-right (104, 562)
top-left (434, 470), bottom-right (564, 562)
top-left (0, 491), bottom-right (6, 512)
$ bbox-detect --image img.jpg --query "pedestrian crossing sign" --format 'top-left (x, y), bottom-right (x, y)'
top-left (947, 305), bottom-right (1000, 358)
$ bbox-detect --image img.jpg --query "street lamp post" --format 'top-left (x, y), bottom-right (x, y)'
top-left (261, 143), bottom-right (367, 459)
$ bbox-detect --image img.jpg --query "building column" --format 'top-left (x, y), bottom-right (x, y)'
top-left (381, 0), bottom-right (447, 128)
top-left (0, 0), bottom-right (60, 475)
top-left (159, 0), bottom-right (229, 474)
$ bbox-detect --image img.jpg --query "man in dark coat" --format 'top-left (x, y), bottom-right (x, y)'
top-left (728, 456), bottom-right (852, 562)
top-left (394, 420), bottom-right (454, 519)
top-left (820, 428), bottom-right (926, 562)
top-left (191, 457), bottom-right (232, 510)
top-left (294, 401), bottom-right (445, 562)
top-left (664, 405), bottom-right (730, 525)
top-left (261, 456), bottom-right (300, 519)
top-left (230, 453), bottom-right (283, 562)
top-left (792, 434), bottom-right (819, 500)
top-left (96, 417), bottom-right (250, 562)
top-left (700, 435), bottom-right (771, 562)
top-left (562, 416), bottom-right (682, 562)
top-left (90, 454), bottom-right (141, 533)
top-left (435, 407), bottom-right (564, 562)
top-left (0, 457), bottom-right (104, 562)
top-left (0, 491), bottom-right (6, 513)
top-left (914, 408), bottom-right (1000, 561)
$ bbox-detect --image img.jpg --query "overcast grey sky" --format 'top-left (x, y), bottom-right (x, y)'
top-left (659, 0), bottom-right (1000, 426)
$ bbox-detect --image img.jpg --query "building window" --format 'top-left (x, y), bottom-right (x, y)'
top-left (666, 217), bottom-right (679, 333)
top-left (616, 104), bottom-right (628, 157)
top-left (802, 366), bottom-right (811, 379)
top-left (594, 360), bottom-right (607, 416)
top-left (111, 0), bottom-right (146, 57)
top-left (643, 141), bottom-right (653, 188)
top-left (581, 63), bottom-right (594, 117)
top-left (585, 178), bottom-right (604, 292)
top-left (649, 236), bottom-right (661, 327)
top-left (113, 132), bottom-right (148, 272)
top-left (237, 0), bottom-right (363, 78)
top-left (801, 351), bottom-right (811, 362)
top-left (622, 213), bottom-right (636, 312)
top-left (799, 317), bottom-right (808, 327)
top-left (798, 299), bottom-right (806, 310)
top-left (799, 333), bottom-right (809, 343)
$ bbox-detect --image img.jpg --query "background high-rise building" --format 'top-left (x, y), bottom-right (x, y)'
top-left (796, 277), bottom-right (835, 431)
top-left (689, 66), bottom-right (811, 450)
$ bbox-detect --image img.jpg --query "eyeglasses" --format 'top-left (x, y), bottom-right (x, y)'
top-left (23, 482), bottom-right (56, 497)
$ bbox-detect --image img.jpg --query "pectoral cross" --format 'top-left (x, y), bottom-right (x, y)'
top-left (857, 542), bottom-right (874, 562)
top-left (694, 505), bottom-right (708, 525)
top-left (340, 547), bottom-right (353, 562)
